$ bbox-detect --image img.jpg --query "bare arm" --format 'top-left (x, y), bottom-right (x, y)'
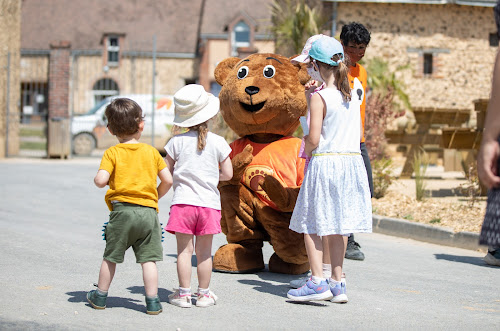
top-left (157, 168), bottom-right (173, 199)
top-left (478, 51), bottom-right (500, 188)
top-left (164, 154), bottom-right (175, 175)
top-left (305, 93), bottom-right (324, 157)
top-left (94, 169), bottom-right (110, 188)
top-left (219, 156), bottom-right (233, 181)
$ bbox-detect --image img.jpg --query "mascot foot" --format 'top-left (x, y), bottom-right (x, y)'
top-left (213, 243), bottom-right (265, 273)
top-left (268, 253), bottom-right (310, 275)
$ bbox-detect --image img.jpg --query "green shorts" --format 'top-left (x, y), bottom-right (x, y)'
top-left (103, 202), bottom-right (163, 264)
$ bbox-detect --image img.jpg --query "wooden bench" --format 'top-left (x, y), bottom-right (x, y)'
top-left (386, 107), bottom-right (470, 178)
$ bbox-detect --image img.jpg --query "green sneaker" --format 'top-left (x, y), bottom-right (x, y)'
top-left (87, 290), bottom-right (107, 309)
top-left (146, 296), bottom-right (163, 315)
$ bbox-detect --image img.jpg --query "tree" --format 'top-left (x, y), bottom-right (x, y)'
top-left (364, 57), bottom-right (411, 161)
top-left (270, 0), bottom-right (328, 56)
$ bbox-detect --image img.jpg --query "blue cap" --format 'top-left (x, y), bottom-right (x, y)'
top-left (309, 36), bottom-right (344, 66)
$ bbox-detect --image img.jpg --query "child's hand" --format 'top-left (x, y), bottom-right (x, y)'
top-left (305, 80), bottom-right (318, 90)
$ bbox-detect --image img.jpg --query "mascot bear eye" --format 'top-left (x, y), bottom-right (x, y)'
top-left (237, 66), bottom-right (249, 79)
top-left (263, 65), bottom-right (275, 78)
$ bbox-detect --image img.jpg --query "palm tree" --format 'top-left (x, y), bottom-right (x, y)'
top-left (270, 0), bottom-right (328, 56)
top-left (366, 57), bottom-right (411, 111)
top-left (364, 57), bottom-right (411, 161)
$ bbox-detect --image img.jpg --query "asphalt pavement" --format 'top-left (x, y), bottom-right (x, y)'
top-left (0, 158), bottom-right (499, 330)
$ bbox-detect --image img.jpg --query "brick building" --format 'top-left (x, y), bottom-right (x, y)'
top-left (1, 0), bottom-right (497, 158)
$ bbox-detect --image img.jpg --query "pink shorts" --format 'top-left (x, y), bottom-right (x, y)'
top-left (165, 204), bottom-right (221, 236)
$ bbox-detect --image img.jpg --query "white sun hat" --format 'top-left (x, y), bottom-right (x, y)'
top-left (291, 34), bottom-right (328, 64)
top-left (173, 84), bottom-right (220, 127)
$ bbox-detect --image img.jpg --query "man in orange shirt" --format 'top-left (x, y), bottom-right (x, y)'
top-left (340, 22), bottom-right (372, 261)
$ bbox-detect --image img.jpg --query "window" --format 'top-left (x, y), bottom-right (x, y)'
top-left (490, 33), bottom-right (499, 47)
top-left (423, 53), bottom-right (433, 75)
top-left (231, 21), bottom-right (250, 56)
top-left (92, 78), bottom-right (119, 105)
top-left (20, 82), bottom-right (48, 122)
top-left (107, 36), bottom-right (120, 66)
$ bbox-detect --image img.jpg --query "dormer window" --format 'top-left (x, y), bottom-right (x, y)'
top-left (232, 21), bottom-right (250, 56)
top-left (106, 36), bottom-right (120, 66)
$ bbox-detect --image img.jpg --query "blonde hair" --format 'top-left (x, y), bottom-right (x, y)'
top-left (171, 121), bottom-right (209, 151)
top-left (315, 53), bottom-right (351, 102)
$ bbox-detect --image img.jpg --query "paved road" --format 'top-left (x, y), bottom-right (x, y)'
top-left (0, 158), bottom-right (499, 330)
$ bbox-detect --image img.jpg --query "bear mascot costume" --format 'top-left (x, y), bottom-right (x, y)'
top-left (213, 53), bottom-right (311, 274)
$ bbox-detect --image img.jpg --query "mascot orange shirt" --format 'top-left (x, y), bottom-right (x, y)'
top-left (230, 137), bottom-right (305, 210)
top-left (348, 63), bottom-right (367, 142)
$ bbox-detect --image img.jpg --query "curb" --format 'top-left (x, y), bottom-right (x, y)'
top-left (372, 214), bottom-right (487, 251)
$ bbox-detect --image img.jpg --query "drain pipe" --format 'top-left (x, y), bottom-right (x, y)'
top-left (331, 2), bottom-right (338, 37)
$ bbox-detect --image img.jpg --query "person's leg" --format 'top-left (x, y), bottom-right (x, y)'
top-left (327, 235), bottom-right (345, 281)
top-left (97, 259), bottom-right (116, 291)
top-left (87, 259), bottom-right (115, 309)
top-left (345, 143), bottom-right (371, 262)
top-left (142, 261), bottom-right (163, 314)
top-left (176, 233), bottom-right (194, 288)
top-left (141, 261), bottom-right (159, 297)
top-left (304, 233), bottom-right (323, 278)
top-left (194, 234), bottom-right (219, 307)
top-left (286, 234), bottom-right (332, 301)
top-left (168, 232), bottom-right (195, 308)
top-left (328, 234), bottom-right (348, 303)
top-left (195, 234), bottom-right (213, 289)
top-left (360, 142), bottom-right (373, 198)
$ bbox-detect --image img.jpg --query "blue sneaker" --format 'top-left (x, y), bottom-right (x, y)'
top-left (287, 279), bottom-right (333, 302)
top-left (330, 281), bottom-right (348, 303)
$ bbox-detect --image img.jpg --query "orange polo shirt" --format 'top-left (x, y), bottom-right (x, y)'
top-left (230, 136), bottom-right (305, 210)
top-left (348, 63), bottom-right (368, 143)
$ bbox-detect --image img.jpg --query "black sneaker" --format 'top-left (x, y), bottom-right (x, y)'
top-left (345, 240), bottom-right (365, 261)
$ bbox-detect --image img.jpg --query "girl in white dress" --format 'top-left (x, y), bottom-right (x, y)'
top-left (287, 36), bottom-right (372, 303)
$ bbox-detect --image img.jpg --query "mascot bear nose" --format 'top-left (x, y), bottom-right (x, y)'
top-left (245, 86), bottom-right (260, 96)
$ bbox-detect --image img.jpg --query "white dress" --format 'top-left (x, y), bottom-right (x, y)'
top-left (289, 83), bottom-right (372, 236)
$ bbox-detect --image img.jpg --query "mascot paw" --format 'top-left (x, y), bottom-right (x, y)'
top-left (260, 175), bottom-right (299, 212)
top-left (268, 253), bottom-right (310, 275)
top-left (226, 145), bottom-right (254, 185)
top-left (213, 243), bottom-right (264, 273)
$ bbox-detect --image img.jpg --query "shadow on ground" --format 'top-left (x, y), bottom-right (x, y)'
top-left (67, 288), bottom-right (170, 314)
top-left (434, 253), bottom-right (495, 268)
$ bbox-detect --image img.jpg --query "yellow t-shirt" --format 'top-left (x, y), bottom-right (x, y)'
top-left (99, 143), bottom-right (167, 211)
top-left (348, 63), bottom-right (368, 143)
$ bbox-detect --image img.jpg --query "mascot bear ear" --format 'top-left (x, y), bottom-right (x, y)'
top-left (289, 55), bottom-right (310, 86)
top-left (215, 57), bottom-right (241, 86)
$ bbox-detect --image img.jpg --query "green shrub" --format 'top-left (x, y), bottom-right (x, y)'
top-left (372, 157), bottom-right (395, 199)
top-left (413, 148), bottom-right (428, 201)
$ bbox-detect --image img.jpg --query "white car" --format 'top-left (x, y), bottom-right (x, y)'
top-left (71, 94), bottom-right (175, 155)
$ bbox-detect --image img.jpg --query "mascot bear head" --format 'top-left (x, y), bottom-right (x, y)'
top-left (214, 53), bottom-right (310, 140)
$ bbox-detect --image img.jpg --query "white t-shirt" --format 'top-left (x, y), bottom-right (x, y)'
top-left (165, 130), bottom-right (232, 210)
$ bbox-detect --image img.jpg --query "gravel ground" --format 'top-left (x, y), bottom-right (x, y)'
top-left (372, 165), bottom-right (486, 234)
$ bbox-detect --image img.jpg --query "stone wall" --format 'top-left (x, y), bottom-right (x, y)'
top-left (335, 3), bottom-right (497, 114)
top-left (0, 0), bottom-right (21, 157)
